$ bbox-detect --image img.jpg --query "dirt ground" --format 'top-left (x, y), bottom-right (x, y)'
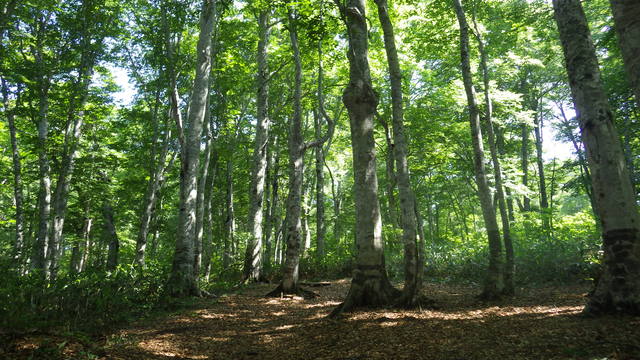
top-left (3, 280), bottom-right (640, 359)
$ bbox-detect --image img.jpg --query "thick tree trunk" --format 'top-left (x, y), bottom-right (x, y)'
top-left (167, 0), bottom-right (217, 297)
top-left (2, 79), bottom-right (25, 267)
top-left (374, 0), bottom-right (421, 307)
top-left (244, 10), bottom-right (272, 282)
top-left (329, 0), bottom-right (399, 317)
top-left (610, 0), bottom-right (640, 109)
top-left (554, 0), bottom-right (640, 315)
top-left (453, 0), bottom-right (503, 299)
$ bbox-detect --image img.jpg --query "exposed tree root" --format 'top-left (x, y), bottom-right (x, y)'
top-left (265, 283), bottom-right (319, 299)
top-left (328, 269), bottom-right (400, 318)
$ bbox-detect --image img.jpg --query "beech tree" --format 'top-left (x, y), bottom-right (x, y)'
top-left (553, 0), bottom-right (640, 314)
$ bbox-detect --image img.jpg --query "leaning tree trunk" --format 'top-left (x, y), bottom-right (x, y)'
top-left (553, 0), bottom-right (640, 315)
top-left (609, 0), bottom-right (640, 109)
top-left (1, 79), bottom-right (25, 268)
top-left (453, 0), bottom-right (503, 299)
top-left (329, 0), bottom-right (400, 317)
top-left (471, 18), bottom-right (515, 296)
top-left (243, 10), bottom-right (272, 282)
top-left (374, 0), bottom-right (421, 307)
top-left (166, 0), bottom-right (217, 297)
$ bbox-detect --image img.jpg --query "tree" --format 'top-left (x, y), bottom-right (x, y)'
top-left (166, 0), bottom-right (218, 297)
top-left (373, 0), bottom-right (422, 307)
top-left (553, 0), bottom-right (640, 315)
top-left (609, 0), bottom-right (640, 109)
top-left (330, 0), bottom-right (400, 316)
top-left (243, 6), bottom-right (274, 283)
top-left (453, 0), bottom-right (503, 299)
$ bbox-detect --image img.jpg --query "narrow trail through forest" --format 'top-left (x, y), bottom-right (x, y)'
top-left (8, 281), bottom-right (640, 359)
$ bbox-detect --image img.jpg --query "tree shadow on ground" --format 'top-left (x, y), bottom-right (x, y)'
top-left (7, 281), bottom-right (640, 359)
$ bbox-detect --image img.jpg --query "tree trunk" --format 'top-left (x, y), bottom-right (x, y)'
top-left (374, 0), bottom-right (421, 307)
top-left (1, 78), bottom-right (25, 268)
top-left (268, 9), bottom-right (334, 297)
top-left (32, 21), bottom-right (52, 277)
top-left (264, 139), bottom-right (280, 273)
top-left (48, 24), bottom-right (100, 281)
top-left (202, 133), bottom-right (219, 280)
top-left (103, 197), bottom-right (119, 272)
top-left (224, 158), bottom-right (235, 270)
top-left (553, 0), bottom-right (640, 315)
top-left (243, 10), bottom-right (272, 282)
top-left (453, 0), bottom-right (503, 299)
top-left (194, 116), bottom-right (213, 278)
top-left (135, 90), bottom-right (170, 268)
top-left (471, 17), bottom-right (515, 296)
top-left (533, 108), bottom-right (550, 231)
top-left (314, 111), bottom-right (326, 259)
top-left (610, 0), bottom-right (640, 109)
top-left (166, 0), bottom-right (217, 297)
top-left (329, 0), bottom-right (399, 317)
top-left (520, 123), bottom-right (531, 212)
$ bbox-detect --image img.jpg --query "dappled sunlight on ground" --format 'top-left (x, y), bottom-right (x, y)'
top-left (4, 281), bottom-right (639, 359)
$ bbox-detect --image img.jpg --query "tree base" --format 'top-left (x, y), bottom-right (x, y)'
top-left (265, 283), bottom-right (319, 299)
top-left (394, 293), bottom-right (437, 310)
top-left (328, 268), bottom-right (400, 318)
top-left (584, 273), bottom-right (640, 316)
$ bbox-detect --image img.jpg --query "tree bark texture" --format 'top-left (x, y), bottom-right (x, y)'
top-left (244, 10), bottom-right (272, 282)
top-left (609, 0), bottom-right (640, 109)
top-left (453, 0), bottom-right (503, 299)
top-left (167, 0), bottom-right (217, 297)
top-left (374, 0), bottom-right (421, 307)
top-left (330, 0), bottom-right (399, 316)
top-left (554, 0), bottom-right (640, 315)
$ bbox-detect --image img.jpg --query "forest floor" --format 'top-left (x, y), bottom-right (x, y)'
top-left (3, 280), bottom-right (640, 360)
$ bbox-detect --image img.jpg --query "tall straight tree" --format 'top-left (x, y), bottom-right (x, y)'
top-left (609, 0), bottom-right (640, 109)
top-left (267, 7), bottom-right (333, 296)
top-left (553, 0), bottom-right (640, 314)
top-left (1, 79), bottom-right (24, 267)
top-left (166, 0), bottom-right (217, 297)
top-left (453, 0), bottom-right (503, 299)
top-left (330, 0), bottom-right (399, 316)
top-left (470, 11), bottom-right (515, 295)
top-left (373, 0), bottom-right (422, 307)
top-left (244, 8), bottom-right (272, 282)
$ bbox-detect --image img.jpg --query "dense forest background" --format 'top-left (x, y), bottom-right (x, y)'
top-left (1, 0), bottom-right (639, 338)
